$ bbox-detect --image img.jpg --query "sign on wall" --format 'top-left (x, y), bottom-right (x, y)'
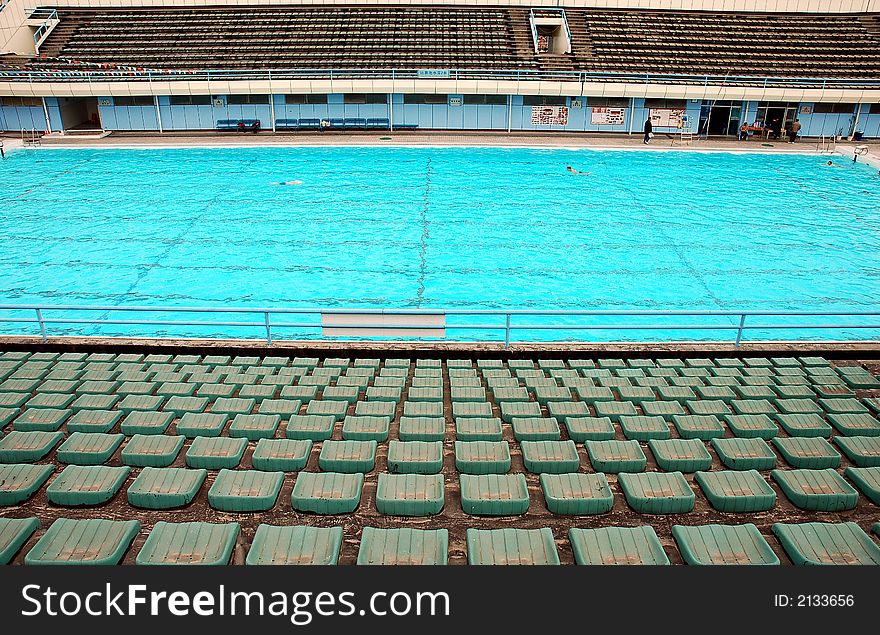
top-left (649, 108), bottom-right (685, 128)
top-left (591, 107), bottom-right (626, 125)
top-left (800, 104), bottom-right (814, 115)
top-left (448, 96), bottom-right (462, 107)
top-left (531, 106), bottom-right (569, 126)
top-left (417, 69), bottom-right (450, 79)
top-left (97, 97), bottom-right (112, 106)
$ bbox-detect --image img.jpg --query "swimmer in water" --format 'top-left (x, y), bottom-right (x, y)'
top-left (277, 180), bottom-right (303, 185)
top-left (566, 165), bottom-right (591, 175)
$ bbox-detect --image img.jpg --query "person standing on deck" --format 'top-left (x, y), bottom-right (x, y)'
top-left (643, 118), bottom-right (653, 144)
top-left (788, 119), bottom-right (802, 143)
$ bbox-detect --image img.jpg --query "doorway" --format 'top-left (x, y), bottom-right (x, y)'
top-left (755, 102), bottom-right (798, 137)
top-left (699, 101), bottom-right (742, 136)
top-left (58, 97), bottom-right (102, 131)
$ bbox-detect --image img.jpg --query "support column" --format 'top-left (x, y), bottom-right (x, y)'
top-left (628, 97), bottom-right (635, 135)
top-left (154, 95), bottom-right (163, 133)
top-left (41, 97), bottom-right (51, 133)
top-left (389, 93), bottom-right (393, 132)
top-left (507, 95), bottom-right (513, 133)
top-left (270, 94), bottom-right (276, 133)
top-left (850, 103), bottom-right (863, 141)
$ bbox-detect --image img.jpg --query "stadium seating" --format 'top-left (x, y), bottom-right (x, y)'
top-left (1, 350), bottom-right (879, 565)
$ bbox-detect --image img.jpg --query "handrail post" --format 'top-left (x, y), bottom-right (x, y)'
top-left (264, 312), bottom-right (273, 347)
top-left (504, 313), bottom-right (511, 349)
top-left (734, 314), bottom-right (746, 348)
top-left (35, 308), bottom-right (47, 342)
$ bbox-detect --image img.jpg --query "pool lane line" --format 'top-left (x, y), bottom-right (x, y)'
top-left (415, 156), bottom-right (432, 308)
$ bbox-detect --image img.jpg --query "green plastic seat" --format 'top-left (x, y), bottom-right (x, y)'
top-left (137, 521), bottom-right (240, 565)
top-left (407, 387), bottom-right (443, 402)
top-left (466, 528), bottom-right (558, 565)
top-left (291, 471), bottom-right (363, 514)
top-left (774, 414), bottom-right (833, 438)
top-left (724, 414), bottom-right (778, 439)
top-left (185, 436), bottom-right (247, 469)
top-left (13, 408), bottom-right (70, 432)
top-left (455, 417), bottom-right (502, 441)
top-left (673, 524), bottom-right (779, 565)
top-left (685, 399), bottom-right (731, 417)
top-left (619, 415), bottom-right (670, 441)
top-left (120, 410), bottom-right (175, 436)
top-left (0, 430), bottom-right (64, 463)
top-left (162, 395), bottom-right (209, 416)
top-left (357, 527), bottom-right (447, 565)
top-left (0, 406), bottom-right (20, 428)
top-left (618, 471), bottom-right (695, 514)
top-left (695, 469), bottom-right (776, 512)
top-left (585, 439), bottom-right (646, 473)
top-left (499, 401), bottom-right (540, 422)
top-left (285, 414), bottom-right (335, 441)
top-left (319, 440), bottom-right (377, 473)
top-left (540, 472), bottom-right (613, 515)
top-left (23, 392), bottom-right (74, 411)
top-left (844, 466), bottom-right (880, 505)
top-left (27, 518), bottom-right (140, 565)
top-left (67, 409), bottom-right (123, 433)
top-left (398, 416), bottom-right (445, 441)
top-left (460, 473), bottom-right (529, 516)
top-left (455, 440), bottom-right (511, 474)
top-left (772, 437), bottom-right (841, 469)
top-left (820, 397), bottom-right (869, 415)
top-left (341, 415), bottom-right (390, 442)
top-left (208, 469), bottom-right (284, 512)
top-left (0, 463), bottom-right (54, 505)
top-left (711, 437), bottom-right (776, 470)
top-left (386, 440), bottom-right (443, 474)
top-left (354, 400), bottom-right (395, 418)
top-left (176, 412), bottom-right (229, 438)
top-left (211, 397), bottom-right (256, 416)
top-left (593, 400), bottom-right (638, 422)
top-left (127, 467), bottom-right (207, 509)
top-left (228, 413), bottom-right (280, 440)
top-left (121, 434), bottom-right (185, 467)
top-left (569, 526), bottom-right (669, 565)
top-left (640, 400), bottom-right (686, 421)
top-left (520, 440), bottom-right (580, 474)
top-left (0, 517), bottom-right (40, 564)
top-left (574, 386), bottom-right (615, 404)
top-left (403, 401), bottom-right (443, 418)
top-left (252, 438), bottom-right (312, 472)
top-left (46, 465), bottom-right (130, 506)
top-left (247, 525), bottom-right (343, 565)
top-left (375, 473), bottom-right (444, 516)
top-left (772, 522), bottom-right (880, 565)
top-left (564, 416), bottom-right (615, 441)
top-left (672, 415), bottom-right (724, 440)
top-left (260, 398), bottom-right (304, 417)
top-left (648, 438), bottom-right (713, 472)
top-left (238, 384), bottom-right (277, 402)
top-left (833, 436), bottom-right (880, 467)
top-left (771, 468), bottom-right (859, 511)
top-left (827, 413), bottom-right (880, 436)
top-left (56, 432), bottom-right (124, 465)
top-left (117, 394), bottom-right (164, 414)
top-left (510, 417), bottom-right (560, 441)
top-left (280, 386), bottom-right (316, 402)
top-left (492, 387), bottom-right (530, 403)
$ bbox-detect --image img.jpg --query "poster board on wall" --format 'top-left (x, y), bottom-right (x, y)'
top-left (591, 107), bottom-right (626, 125)
top-left (531, 106), bottom-right (569, 126)
top-left (649, 108), bottom-right (685, 128)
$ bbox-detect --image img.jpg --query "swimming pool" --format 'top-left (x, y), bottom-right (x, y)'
top-left (1, 146), bottom-right (878, 341)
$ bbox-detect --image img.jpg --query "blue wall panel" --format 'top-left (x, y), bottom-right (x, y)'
top-left (0, 106), bottom-right (44, 131)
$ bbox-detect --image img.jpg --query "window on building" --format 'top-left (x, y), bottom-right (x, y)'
top-left (870, 103), bottom-right (880, 114)
top-left (586, 97), bottom-right (629, 108)
top-left (812, 102), bottom-right (856, 114)
top-left (522, 95), bottom-right (567, 107)
top-left (343, 93), bottom-right (387, 104)
top-left (463, 94), bottom-right (508, 105)
top-left (0, 96), bottom-right (42, 107)
top-left (644, 98), bottom-right (687, 109)
top-left (284, 94), bottom-right (328, 105)
top-left (169, 95), bottom-right (211, 106)
top-left (226, 94), bottom-right (270, 105)
top-left (113, 96), bottom-right (154, 107)
top-left (403, 94), bottom-right (448, 105)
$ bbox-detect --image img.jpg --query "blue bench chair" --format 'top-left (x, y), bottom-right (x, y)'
top-left (298, 118), bottom-right (321, 130)
top-left (366, 118), bottom-right (390, 129)
top-left (275, 119), bottom-right (298, 130)
top-left (345, 118), bottom-right (367, 129)
top-left (328, 118), bottom-right (346, 128)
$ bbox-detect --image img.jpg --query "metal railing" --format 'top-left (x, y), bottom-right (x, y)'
top-left (1, 304), bottom-right (879, 348)
top-left (1, 65), bottom-right (880, 90)
top-left (30, 8), bottom-right (58, 47)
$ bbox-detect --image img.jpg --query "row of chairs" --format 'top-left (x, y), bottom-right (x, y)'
top-left (215, 118), bottom-right (417, 132)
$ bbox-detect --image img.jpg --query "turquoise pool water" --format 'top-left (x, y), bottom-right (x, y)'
top-left (1, 146), bottom-right (879, 341)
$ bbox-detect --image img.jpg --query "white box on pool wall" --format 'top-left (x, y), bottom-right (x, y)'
top-left (321, 313), bottom-right (446, 338)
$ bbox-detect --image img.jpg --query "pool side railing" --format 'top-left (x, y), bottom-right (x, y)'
top-left (1, 305), bottom-right (880, 348)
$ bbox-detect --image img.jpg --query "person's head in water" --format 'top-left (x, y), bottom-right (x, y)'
top-left (827, 160), bottom-right (833, 166)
